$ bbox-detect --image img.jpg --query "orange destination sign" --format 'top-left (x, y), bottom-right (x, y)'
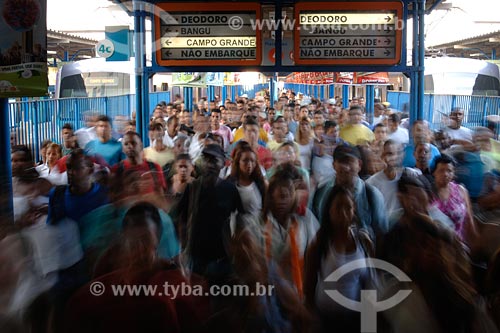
top-left (155, 2), bottom-right (262, 66)
top-left (294, 2), bottom-right (404, 66)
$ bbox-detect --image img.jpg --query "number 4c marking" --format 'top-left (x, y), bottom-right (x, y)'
top-left (99, 45), bottom-right (112, 53)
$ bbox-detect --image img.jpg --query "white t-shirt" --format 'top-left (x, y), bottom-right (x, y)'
top-left (236, 182), bottom-right (262, 217)
top-left (312, 154), bottom-right (335, 187)
top-left (75, 126), bottom-right (97, 148)
top-left (366, 168), bottom-right (421, 216)
top-left (388, 127), bottom-right (409, 145)
top-left (297, 140), bottom-right (314, 171)
top-left (445, 126), bottom-right (473, 142)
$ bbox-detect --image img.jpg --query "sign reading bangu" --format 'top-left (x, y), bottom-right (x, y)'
top-left (154, 2), bottom-right (262, 66)
top-left (294, 1), bottom-right (404, 66)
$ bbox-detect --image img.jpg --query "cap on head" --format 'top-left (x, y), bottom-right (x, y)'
top-left (333, 145), bottom-right (361, 161)
top-left (202, 144), bottom-right (225, 160)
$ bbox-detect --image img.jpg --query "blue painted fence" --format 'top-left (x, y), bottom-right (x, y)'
top-left (387, 91), bottom-right (500, 130)
top-left (9, 89), bottom-right (500, 162)
top-left (9, 92), bottom-right (170, 162)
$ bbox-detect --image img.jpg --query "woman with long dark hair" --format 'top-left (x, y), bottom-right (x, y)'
top-left (227, 143), bottom-right (267, 217)
top-left (304, 186), bottom-right (374, 332)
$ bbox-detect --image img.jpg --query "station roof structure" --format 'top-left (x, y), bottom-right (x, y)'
top-left (109, 0), bottom-right (449, 15)
top-left (426, 30), bottom-right (500, 60)
top-left (47, 29), bottom-right (97, 63)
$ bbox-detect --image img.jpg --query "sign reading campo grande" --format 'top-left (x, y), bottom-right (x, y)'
top-left (294, 2), bottom-right (403, 66)
top-left (154, 2), bottom-right (262, 66)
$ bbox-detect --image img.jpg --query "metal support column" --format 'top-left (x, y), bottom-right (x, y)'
top-left (342, 85), bottom-right (349, 109)
top-left (0, 98), bottom-right (13, 224)
top-left (313, 85), bottom-right (318, 99)
top-left (269, 78), bottom-right (276, 107)
top-left (221, 86), bottom-right (227, 105)
top-left (183, 87), bottom-right (193, 112)
top-left (133, 0), bottom-right (148, 144)
top-left (365, 85), bottom-right (375, 124)
top-left (208, 86), bottom-right (215, 103)
top-left (417, 0), bottom-right (425, 120)
top-left (329, 84), bottom-right (334, 99)
top-left (231, 86), bottom-right (236, 102)
top-left (409, 0), bottom-right (419, 126)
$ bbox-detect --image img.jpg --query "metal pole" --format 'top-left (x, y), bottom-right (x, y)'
top-left (221, 86), bottom-right (227, 105)
top-left (417, 0), bottom-right (425, 120)
top-left (366, 85), bottom-right (375, 124)
top-left (133, 0), bottom-right (147, 143)
top-left (269, 78), bottom-right (275, 107)
top-left (183, 87), bottom-right (193, 112)
top-left (133, 0), bottom-right (143, 137)
top-left (140, 6), bottom-right (150, 145)
top-left (0, 98), bottom-right (13, 224)
top-left (409, 0), bottom-right (419, 126)
top-left (231, 86), bottom-right (236, 102)
top-left (342, 85), bottom-right (349, 109)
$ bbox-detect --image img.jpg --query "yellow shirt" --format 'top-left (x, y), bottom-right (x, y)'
top-left (267, 140), bottom-right (300, 154)
top-left (339, 124), bottom-right (374, 146)
top-left (233, 127), bottom-right (269, 143)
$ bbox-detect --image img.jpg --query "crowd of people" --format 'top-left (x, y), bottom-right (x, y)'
top-left (3, 90), bottom-right (500, 332)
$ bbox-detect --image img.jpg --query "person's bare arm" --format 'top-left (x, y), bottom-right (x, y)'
top-left (459, 184), bottom-right (479, 244)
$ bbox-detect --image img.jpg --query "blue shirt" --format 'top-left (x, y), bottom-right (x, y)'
top-left (288, 121), bottom-right (298, 135)
top-left (47, 183), bottom-right (110, 227)
top-left (85, 139), bottom-right (124, 166)
top-left (402, 143), bottom-right (441, 169)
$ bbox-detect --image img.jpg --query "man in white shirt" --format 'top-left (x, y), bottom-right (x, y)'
top-left (387, 112), bottom-right (409, 145)
top-left (367, 140), bottom-right (420, 217)
top-left (163, 116), bottom-right (186, 148)
top-left (445, 107), bottom-right (473, 144)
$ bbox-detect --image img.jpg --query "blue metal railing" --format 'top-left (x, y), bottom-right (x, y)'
top-left (9, 90), bottom-right (500, 161)
top-left (9, 92), bottom-right (170, 162)
top-left (387, 91), bottom-right (500, 130)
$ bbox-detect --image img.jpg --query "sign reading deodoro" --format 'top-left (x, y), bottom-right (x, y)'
top-left (0, 0), bottom-right (48, 97)
top-left (294, 1), bottom-right (403, 66)
top-left (155, 2), bottom-right (262, 66)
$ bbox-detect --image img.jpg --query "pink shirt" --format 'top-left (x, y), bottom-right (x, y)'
top-left (213, 124), bottom-right (233, 152)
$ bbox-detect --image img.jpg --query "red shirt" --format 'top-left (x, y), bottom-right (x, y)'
top-left (111, 159), bottom-right (166, 196)
top-left (256, 146), bottom-right (273, 170)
